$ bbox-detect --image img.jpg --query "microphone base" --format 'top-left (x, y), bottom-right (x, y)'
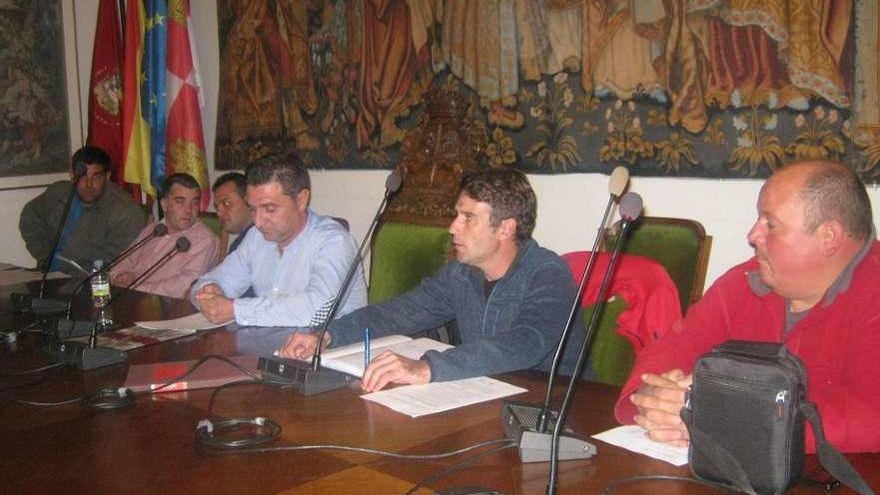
top-left (501, 400), bottom-right (596, 463)
top-left (257, 356), bottom-right (354, 395)
top-left (10, 293), bottom-right (67, 314)
top-left (49, 340), bottom-right (127, 370)
top-left (46, 319), bottom-right (123, 339)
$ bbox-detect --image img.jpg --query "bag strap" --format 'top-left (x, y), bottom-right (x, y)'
top-left (800, 401), bottom-right (876, 495)
top-left (685, 424), bottom-right (758, 495)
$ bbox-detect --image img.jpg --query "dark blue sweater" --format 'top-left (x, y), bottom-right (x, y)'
top-left (328, 239), bottom-right (586, 381)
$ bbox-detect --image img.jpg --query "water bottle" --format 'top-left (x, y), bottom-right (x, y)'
top-left (90, 260), bottom-right (113, 327)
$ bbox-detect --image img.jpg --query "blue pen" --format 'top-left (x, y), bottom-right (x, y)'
top-left (364, 327), bottom-right (371, 373)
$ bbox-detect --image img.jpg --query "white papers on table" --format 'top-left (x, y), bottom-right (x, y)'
top-left (591, 425), bottom-right (689, 466)
top-left (0, 263), bottom-right (68, 286)
top-left (361, 377), bottom-right (527, 418)
top-left (322, 336), bottom-right (451, 377)
top-left (136, 312), bottom-right (232, 331)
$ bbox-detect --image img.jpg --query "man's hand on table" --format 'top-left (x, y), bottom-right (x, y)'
top-left (630, 369), bottom-right (692, 447)
top-left (194, 283), bottom-right (234, 323)
top-left (361, 351), bottom-right (431, 392)
top-left (278, 331), bottom-right (330, 360)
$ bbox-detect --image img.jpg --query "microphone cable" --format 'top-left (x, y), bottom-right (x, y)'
top-left (402, 441), bottom-right (518, 495)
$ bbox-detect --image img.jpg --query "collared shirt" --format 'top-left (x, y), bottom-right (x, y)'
top-left (227, 223), bottom-right (254, 254)
top-left (111, 220), bottom-right (219, 299)
top-left (191, 209), bottom-right (367, 327)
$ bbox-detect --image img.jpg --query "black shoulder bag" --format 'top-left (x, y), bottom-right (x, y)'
top-left (681, 340), bottom-right (875, 495)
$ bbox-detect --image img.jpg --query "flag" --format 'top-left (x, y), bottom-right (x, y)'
top-left (86, 0), bottom-right (124, 184)
top-left (121, 0), bottom-right (153, 198)
top-left (142, 0), bottom-right (168, 196)
top-left (165, 0), bottom-right (209, 210)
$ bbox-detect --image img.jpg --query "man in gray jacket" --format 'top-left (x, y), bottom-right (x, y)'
top-left (280, 169), bottom-right (583, 391)
top-left (19, 146), bottom-right (148, 275)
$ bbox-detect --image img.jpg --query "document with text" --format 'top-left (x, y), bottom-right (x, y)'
top-left (322, 335), bottom-right (528, 417)
top-left (362, 377), bottom-right (527, 417)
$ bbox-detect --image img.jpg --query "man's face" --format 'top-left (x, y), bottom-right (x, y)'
top-left (246, 181), bottom-right (309, 249)
top-left (448, 193), bottom-right (504, 272)
top-left (213, 181), bottom-right (252, 234)
top-left (74, 164), bottom-right (108, 204)
top-left (160, 183), bottom-right (201, 233)
top-left (746, 175), bottom-right (826, 300)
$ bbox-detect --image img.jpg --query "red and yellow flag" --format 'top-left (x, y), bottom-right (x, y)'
top-left (86, 0), bottom-right (124, 184)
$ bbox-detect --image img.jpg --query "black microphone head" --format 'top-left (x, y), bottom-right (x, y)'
top-left (385, 170), bottom-right (402, 193)
top-left (175, 237), bottom-right (191, 253)
top-left (619, 192), bottom-right (643, 222)
top-left (153, 223), bottom-right (168, 236)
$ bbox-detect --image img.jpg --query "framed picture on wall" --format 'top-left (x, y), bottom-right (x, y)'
top-left (0, 0), bottom-right (70, 180)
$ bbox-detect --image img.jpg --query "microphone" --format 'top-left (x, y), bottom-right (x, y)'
top-left (258, 170), bottom-right (403, 395)
top-left (500, 168), bottom-right (630, 464)
top-left (52, 223), bottom-right (170, 339)
top-left (50, 236), bottom-right (191, 370)
top-left (546, 192), bottom-right (643, 495)
top-left (12, 166), bottom-right (91, 314)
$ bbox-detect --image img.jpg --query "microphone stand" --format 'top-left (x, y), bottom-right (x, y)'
top-left (546, 205), bottom-right (640, 495)
top-left (535, 191), bottom-right (620, 433)
top-left (50, 238), bottom-right (189, 371)
top-left (13, 171), bottom-right (87, 314)
top-left (53, 225), bottom-right (168, 339)
top-left (106, 238), bottom-right (189, 306)
top-left (258, 171), bottom-right (401, 395)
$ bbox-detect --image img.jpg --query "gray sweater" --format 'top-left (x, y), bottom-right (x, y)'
top-left (329, 239), bottom-right (586, 382)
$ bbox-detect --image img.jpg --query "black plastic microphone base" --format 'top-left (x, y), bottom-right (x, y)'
top-left (257, 356), bottom-right (354, 395)
top-left (501, 400), bottom-right (596, 463)
top-left (10, 293), bottom-right (68, 314)
top-left (46, 319), bottom-right (95, 339)
top-left (50, 340), bottom-right (127, 370)
top-left (46, 319), bottom-right (123, 339)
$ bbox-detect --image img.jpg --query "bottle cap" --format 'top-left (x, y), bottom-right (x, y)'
top-left (93, 259), bottom-right (104, 269)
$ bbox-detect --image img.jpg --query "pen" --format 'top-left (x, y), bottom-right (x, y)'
top-left (364, 327), bottom-right (371, 373)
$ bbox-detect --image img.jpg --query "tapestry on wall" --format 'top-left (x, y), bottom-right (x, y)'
top-left (0, 0), bottom-right (69, 177)
top-left (214, 1), bottom-right (880, 181)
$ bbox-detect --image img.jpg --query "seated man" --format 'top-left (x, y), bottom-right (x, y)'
top-left (19, 146), bottom-right (147, 275)
top-left (280, 169), bottom-right (584, 392)
top-left (212, 172), bottom-right (253, 254)
top-left (111, 173), bottom-right (218, 299)
top-left (619, 160), bottom-right (880, 453)
top-left (191, 153), bottom-right (367, 327)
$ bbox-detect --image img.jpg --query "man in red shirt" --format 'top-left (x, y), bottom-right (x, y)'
top-left (618, 160), bottom-right (880, 453)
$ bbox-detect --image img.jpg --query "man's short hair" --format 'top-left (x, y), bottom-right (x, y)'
top-left (799, 161), bottom-right (873, 241)
top-left (71, 146), bottom-right (110, 174)
top-left (212, 172), bottom-right (247, 198)
top-left (245, 152), bottom-right (310, 198)
top-left (459, 169), bottom-right (537, 241)
top-left (160, 173), bottom-right (201, 199)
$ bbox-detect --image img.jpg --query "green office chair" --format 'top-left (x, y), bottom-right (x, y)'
top-left (368, 221), bottom-right (451, 305)
top-left (583, 297), bottom-right (631, 385)
top-left (605, 216), bottom-right (712, 313)
top-left (199, 212), bottom-right (229, 261)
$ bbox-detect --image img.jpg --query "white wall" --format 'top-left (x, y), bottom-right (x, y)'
top-left (1, 1), bottom-right (876, 287)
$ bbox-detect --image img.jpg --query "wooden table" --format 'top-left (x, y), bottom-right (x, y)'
top-left (1, 281), bottom-right (877, 494)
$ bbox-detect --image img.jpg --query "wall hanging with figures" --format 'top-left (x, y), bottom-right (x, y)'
top-left (214, 0), bottom-right (880, 181)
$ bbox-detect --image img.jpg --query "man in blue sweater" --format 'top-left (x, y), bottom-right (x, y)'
top-left (279, 169), bottom-right (582, 391)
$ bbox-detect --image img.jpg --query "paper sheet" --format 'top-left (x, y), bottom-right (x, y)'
top-left (361, 376), bottom-right (527, 417)
top-left (591, 425), bottom-right (689, 466)
top-left (136, 312), bottom-right (232, 331)
top-left (324, 337), bottom-right (452, 377)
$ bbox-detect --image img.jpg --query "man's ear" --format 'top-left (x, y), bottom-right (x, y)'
top-left (295, 189), bottom-right (310, 211)
top-left (498, 218), bottom-right (517, 241)
top-left (819, 220), bottom-right (845, 256)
